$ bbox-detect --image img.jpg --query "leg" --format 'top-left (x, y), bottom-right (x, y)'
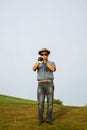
top-left (46, 82), bottom-right (54, 122)
top-left (37, 83), bottom-right (45, 122)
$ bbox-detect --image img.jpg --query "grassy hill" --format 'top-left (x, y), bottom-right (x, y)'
top-left (0, 94), bottom-right (87, 130)
top-left (0, 94), bottom-right (37, 106)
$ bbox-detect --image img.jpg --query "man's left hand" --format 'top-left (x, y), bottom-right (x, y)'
top-left (43, 59), bottom-right (47, 64)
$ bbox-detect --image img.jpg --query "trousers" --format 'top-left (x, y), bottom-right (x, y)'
top-left (37, 82), bottom-right (54, 122)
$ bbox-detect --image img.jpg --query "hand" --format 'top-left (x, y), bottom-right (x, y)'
top-left (38, 61), bottom-right (43, 64)
top-left (43, 59), bottom-right (47, 64)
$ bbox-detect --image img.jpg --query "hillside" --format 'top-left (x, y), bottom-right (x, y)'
top-left (0, 94), bottom-right (87, 130)
top-left (0, 94), bottom-right (37, 106)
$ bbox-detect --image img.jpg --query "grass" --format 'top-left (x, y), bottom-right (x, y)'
top-left (0, 94), bottom-right (87, 130)
top-left (0, 94), bottom-right (37, 106)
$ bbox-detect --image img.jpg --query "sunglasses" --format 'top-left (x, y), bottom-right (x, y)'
top-left (41, 54), bottom-right (48, 56)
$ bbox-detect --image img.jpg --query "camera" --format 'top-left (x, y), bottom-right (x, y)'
top-left (38, 57), bottom-right (43, 61)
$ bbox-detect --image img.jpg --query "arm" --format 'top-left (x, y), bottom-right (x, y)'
top-left (32, 62), bottom-right (40, 71)
top-left (46, 62), bottom-right (56, 72)
top-left (43, 59), bottom-right (56, 72)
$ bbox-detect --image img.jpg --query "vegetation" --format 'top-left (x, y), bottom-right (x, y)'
top-left (0, 94), bottom-right (37, 106)
top-left (53, 99), bottom-right (63, 105)
top-left (0, 94), bottom-right (87, 130)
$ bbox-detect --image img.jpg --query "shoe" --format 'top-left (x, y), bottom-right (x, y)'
top-left (47, 121), bottom-right (53, 125)
top-left (38, 121), bottom-right (43, 125)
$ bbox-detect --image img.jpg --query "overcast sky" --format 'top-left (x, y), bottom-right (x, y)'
top-left (0, 0), bottom-right (87, 106)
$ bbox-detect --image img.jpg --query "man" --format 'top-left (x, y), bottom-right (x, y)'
top-left (32, 48), bottom-right (56, 125)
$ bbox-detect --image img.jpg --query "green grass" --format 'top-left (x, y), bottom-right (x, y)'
top-left (0, 94), bottom-right (37, 106)
top-left (0, 94), bottom-right (87, 130)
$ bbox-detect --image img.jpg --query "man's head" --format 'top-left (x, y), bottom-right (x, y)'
top-left (38, 48), bottom-right (50, 60)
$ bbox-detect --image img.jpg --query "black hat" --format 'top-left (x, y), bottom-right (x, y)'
top-left (38, 48), bottom-right (50, 55)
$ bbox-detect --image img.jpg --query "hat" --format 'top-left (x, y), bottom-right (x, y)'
top-left (38, 48), bottom-right (50, 55)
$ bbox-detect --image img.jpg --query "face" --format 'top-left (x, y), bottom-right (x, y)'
top-left (40, 52), bottom-right (49, 59)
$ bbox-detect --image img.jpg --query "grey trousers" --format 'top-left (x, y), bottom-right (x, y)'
top-left (37, 82), bottom-right (54, 122)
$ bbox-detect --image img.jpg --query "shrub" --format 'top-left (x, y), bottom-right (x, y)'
top-left (53, 99), bottom-right (63, 105)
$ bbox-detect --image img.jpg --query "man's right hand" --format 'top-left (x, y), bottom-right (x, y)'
top-left (38, 61), bottom-right (43, 64)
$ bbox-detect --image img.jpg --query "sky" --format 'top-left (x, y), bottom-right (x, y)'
top-left (0, 0), bottom-right (87, 106)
